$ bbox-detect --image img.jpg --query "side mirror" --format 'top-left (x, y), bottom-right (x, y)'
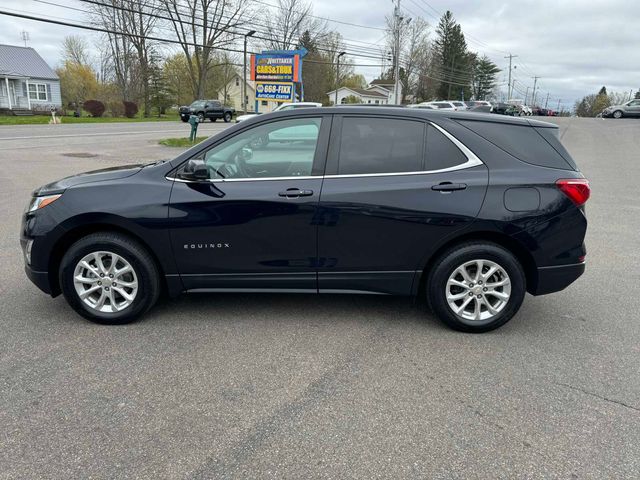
top-left (178, 159), bottom-right (209, 181)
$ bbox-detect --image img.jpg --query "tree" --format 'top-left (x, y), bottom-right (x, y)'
top-left (61, 36), bottom-right (91, 66)
top-left (471, 55), bottom-right (500, 100)
top-left (56, 61), bottom-right (99, 114)
top-left (89, 0), bottom-right (158, 116)
top-left (343, 95), bottom-right (359, 104)
top-left (342, 74), bottom-right (367, 89)
top-left (635, 90), bottom-right (640, 99)
top-left (163, 53), bottom-right (193, 106)
top-left (263, 0), bottom-right (325, 50)
top-left (299, 30), bottom-right (331, 104)
top-left (598, 86), bottom-right (607, 96)
top-left (161, 0), bottom-right (249, 99)
top-left (433, 11), bottom-right (472, 100)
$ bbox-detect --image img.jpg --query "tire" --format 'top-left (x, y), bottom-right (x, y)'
top-left (612, 110), bottom-right (623, 119)
top-left (197, 112), bottom-right (205, 123)
top-left (223, 112), bottom-right (232, 123)
top-left (59, 232), bottom-right (161, 325)
top-left (426, 242), bottom-right (526, 333)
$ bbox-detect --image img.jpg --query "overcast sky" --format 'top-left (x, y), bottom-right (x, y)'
top-left (1, 0), bottom-right (638, 109)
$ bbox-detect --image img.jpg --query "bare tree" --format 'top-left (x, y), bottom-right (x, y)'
top-left (263, 0), bottom-right (325, 50)
top-left (89, 0), bottom-right (158, 116)
top-left (160, 0), bottom-right (249, 99)
top-left (61, 35), bottom-right (91, 66)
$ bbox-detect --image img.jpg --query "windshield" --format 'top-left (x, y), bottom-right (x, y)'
top-left (190, 101), bottom-right (206, 108)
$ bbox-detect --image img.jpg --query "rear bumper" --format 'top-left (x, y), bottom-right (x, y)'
top-left (529, 262), bottom-right (585, 295)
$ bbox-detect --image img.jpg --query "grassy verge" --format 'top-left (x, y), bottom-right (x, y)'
top-left (0, 114), bottom-right (180, 125)
top-left (159, 137), bottom-right (208, 147)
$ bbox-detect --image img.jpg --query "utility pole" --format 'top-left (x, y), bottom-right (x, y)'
top-left (557, 99), bottom-right (561, 112)
top-left (335, 51), bottom-right (346, 105)
top-left (504, 53), bottom-right (518, 100)
top-left (544, 92), bottom-right (550, 109)
top-left (20, 31), bottom-right (29, 47)
top-left (525, 86), bottom-right (530, 105)
top-left (531, 76), bottom-right (540, 106)
top-left (393, 0), bottom-right (401, 104)
top-left (242, 30), bottom-right (256, 114)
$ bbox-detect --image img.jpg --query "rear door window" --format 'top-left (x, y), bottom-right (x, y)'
top-left (337, 117), bottom-right (425, 174)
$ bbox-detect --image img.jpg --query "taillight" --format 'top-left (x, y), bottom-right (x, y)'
top-left (556, 178), bottom-right (590, 206)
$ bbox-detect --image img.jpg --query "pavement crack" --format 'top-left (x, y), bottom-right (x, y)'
top-left (555, 381), bottom-right (640, 413)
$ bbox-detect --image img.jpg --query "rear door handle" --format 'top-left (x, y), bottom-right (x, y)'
top-left (431, 182), bottom-right (467, 192)
top-left (278, 188), bottom-right (314, 198)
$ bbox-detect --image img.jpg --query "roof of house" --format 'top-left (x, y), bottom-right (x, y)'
top-left (0, 44), bottom-right (58, 80)
top-left (327, 86), bottom-right (388, 98)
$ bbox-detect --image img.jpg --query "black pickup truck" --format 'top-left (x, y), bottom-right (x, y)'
top-left (179, 100), bottom-right (235, 123)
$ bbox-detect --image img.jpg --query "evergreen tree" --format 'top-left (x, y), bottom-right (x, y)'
top-left (471, 55), bottom-right (500, 100)
top-left (433, 11), bottom-right (472, 100)
top-left (598, 86), bottom-right (607, 96)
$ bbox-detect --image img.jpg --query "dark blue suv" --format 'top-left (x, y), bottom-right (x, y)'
top-left (21, 107), bottom-right (589, 332)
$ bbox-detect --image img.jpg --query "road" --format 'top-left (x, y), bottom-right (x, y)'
top-left (0, 117), bottom-right (639, 479)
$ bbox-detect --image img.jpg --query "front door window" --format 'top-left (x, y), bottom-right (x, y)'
top-left (182, 117), bottom-right (322, 180)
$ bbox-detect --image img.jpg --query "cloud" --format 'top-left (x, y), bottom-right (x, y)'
top-left (1, 0), bottom-right (638, 108)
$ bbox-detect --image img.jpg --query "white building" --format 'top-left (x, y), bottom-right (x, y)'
top-left (326, 79), bottom-right (403, 105)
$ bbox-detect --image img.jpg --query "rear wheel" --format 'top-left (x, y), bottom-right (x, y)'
top-left (426, 242), bottom-right (526, 333)
top-left (612, 110), bottom-right (623, 119)
top-left (59, 232), bottom-right (160, 324)
top-left (223, 112), bottom-right (232, 123)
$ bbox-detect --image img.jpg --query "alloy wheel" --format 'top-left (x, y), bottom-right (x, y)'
top-left (73, 251), bottom-right (138, 313)
top-left (445, 259), bottom-right (511, 322)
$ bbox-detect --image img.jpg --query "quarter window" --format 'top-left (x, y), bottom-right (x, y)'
top-left (183, 117), bottom-right (322, 180)
top-left (28, 83), bottom-right (48, 101)
top-left (425, 125), bottom-right (468, 170)
top-left (337, 117), bottom-right (425, 174)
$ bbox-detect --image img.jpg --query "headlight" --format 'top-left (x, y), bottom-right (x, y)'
top-left (27, 193), bottom-right (62, 212)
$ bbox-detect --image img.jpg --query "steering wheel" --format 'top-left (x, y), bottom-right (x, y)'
top-left (233, 149), bottom-right (253, 178)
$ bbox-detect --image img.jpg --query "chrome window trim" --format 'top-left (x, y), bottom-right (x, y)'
top-left (167, 121), bottom-right (483, 183)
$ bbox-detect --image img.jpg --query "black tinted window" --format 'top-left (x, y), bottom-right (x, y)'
top-left (425, 125), bottom-right (468, 170)
top-left (338, 117), bottom-right (424, 174)
top-left (456, 120), bottom-right (576, 170)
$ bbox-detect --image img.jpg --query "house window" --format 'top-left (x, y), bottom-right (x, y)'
top-left (28, 83), bottom-right (48, 101)
top-left (235, 77), bottom-right (240, 86)
top-left (0, 81), bottom-right (6, 97)
top-left (375, 100), bottom-right (379, 104)
top-left (261, 100), bottom-right (268, 106)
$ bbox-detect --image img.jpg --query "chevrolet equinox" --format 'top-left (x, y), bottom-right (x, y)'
top-left (21, 107), bottom-right (589, 332)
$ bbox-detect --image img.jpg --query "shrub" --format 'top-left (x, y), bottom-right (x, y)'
top-left (123, 101), bottom-right (138, 118)
top-left (83, 99), bottom-right (106, 117)
top-left (107, 101), bottom-right (125, 117)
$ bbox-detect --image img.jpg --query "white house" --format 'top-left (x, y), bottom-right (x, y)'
top-left (326, 78), bottom-right (403, 105)
top-left (0, 44), bottom-right (62, 113)
top-left (218, 73), bottom-right (288, 113)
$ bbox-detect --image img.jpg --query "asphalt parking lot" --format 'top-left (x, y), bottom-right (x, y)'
top-left (0, 117), bottom-right (639, 479)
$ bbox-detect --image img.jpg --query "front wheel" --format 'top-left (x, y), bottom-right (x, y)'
top-left (59, 232), bottom-right (160, 324)
top-left (612, 110), bottom-right (623, 119)
top-left (426, 242), bottom-right (526, 333)
top-left (223, 112), bottom-right (232, 123)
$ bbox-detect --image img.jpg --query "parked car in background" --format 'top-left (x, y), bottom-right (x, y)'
top-left (408, 103), bottom-right (437, 109)
top-left (469, 105), bottom-right (493, 113)
top-left (492, 103), bottom-right (520, 116)
top-left (602, 99), bottom-right (640, 118)
top-left (179, 100), bottom-right (235, 123)
top-left (21, 106), bottom-right (589, 333)
top-left (450, 101), bottom-right (469, 110)
top-left (424, 101), bottom-right (458, 111)
top-left (236, 102), bottom-right (323, 123)
top-left (465, 101), bottom-right (492, 109)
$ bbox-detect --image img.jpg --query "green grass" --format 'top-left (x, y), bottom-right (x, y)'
top-left (0, 114), bottom-right (180, 125)
top-left (158, 137), bottom-right (208, 147)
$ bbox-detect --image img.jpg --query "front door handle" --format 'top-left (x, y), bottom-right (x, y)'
top-left (431, 182), bottom-right (467, 192)
top-left (278, 188), bottom-right (314, 198)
